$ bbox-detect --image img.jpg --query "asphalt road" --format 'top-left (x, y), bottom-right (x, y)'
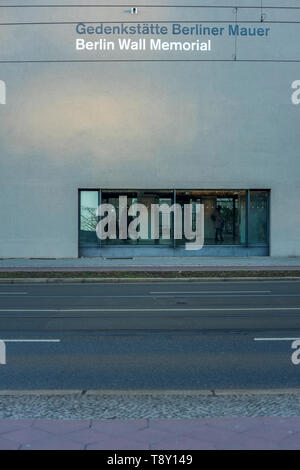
top-left (0, 280), bottom-right (300, 390)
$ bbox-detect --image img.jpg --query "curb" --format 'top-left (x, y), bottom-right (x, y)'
top-left (0, 389), bottom-right (300, 396)
top-left (0, 277), bottom-right (300, 283)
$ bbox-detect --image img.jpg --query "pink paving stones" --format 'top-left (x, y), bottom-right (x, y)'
top-left (126, 427), bottom-right (174, 445)
top-left (0, 417), bottom-right (300, 450)
top-left (278, 435), bottom-right (300, 450)
top-left (240, 424), bottom-right (298, 444)
top-left (0, 436), bottom-right (20, 450)
top-left (32, 419), bottom-right (91, 435)
top-left (204, 417), bottom-right (265, 433)
top-left (21, 437), bottom-right (85, 450)
top-left (184, 424), bottom-right (240, 445)
top-left (86, 437), bottom-right (148, 450)
top-left (0, 419), bottom-right (35, 434)
top-left (150, 418), bottom-right (202, 436)
top-left (213, 435), bottom-right (281, 451)
top-left (91, 419), bottom-right (148, 437)
top-left (66, 427), bottom-right (114, 445)
top-left (4, 427), bottom-right (51, 447)
top-left (261, 416), bottom-right (300, 432)
top-left (219, 416), bottom-right (300, 445)
top-left (150, 436), bottom-right (214, 450)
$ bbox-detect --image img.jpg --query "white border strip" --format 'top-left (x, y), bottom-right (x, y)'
top-left (254, 337), bottom-right (300, 341)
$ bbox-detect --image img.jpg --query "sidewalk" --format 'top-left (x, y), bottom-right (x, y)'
top-left (1, 392), bottom-right (300, 450)
top-left (1, 417), bottom-right (300, 450)
top-left (0, 257), bottom-right (300, 272)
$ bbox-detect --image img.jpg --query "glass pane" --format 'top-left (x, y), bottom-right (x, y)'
top-left (79, 189), bottom-right (260, 248)
top-left (249, 190), bottom-right (269, 245)
top-left (101, 190), bottom-right (174, 246)
top-left (176, 190), bottom-right (247, 245)
top-left (175, 191), bottom-right (201, 246)
top-left (80, 191), bottom-right (99, 245)
top-left (238, 192), bottom-right (247, 245)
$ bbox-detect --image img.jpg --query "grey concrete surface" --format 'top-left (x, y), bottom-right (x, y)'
top-left (0, 257), bottom-right (300, 270)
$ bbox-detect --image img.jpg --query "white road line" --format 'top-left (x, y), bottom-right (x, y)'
top-left (0, 341), bottom-right (5, 365)
top-left (0, 307), bottom-right (299, 312)
top-left (0, 339), bottom-right (60, 342)
top-left (254, 338), bottom-right (300, 341)
top-left (150, 291), bottom-right (272, 294)
top-left (0, 292), bottom-right (27, 295)
top-left (0, 339), bottom-right (60, 365)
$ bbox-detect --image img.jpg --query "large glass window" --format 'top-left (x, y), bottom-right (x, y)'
top-left (101, 190), bottom-right (174, 246)
top-left (79, 190), bottom-right (99, 245)
top-left (79, 189), bottom-right (269, 248)
top-left (176, 190), bottom-right (247, 245)
top-left (249, 190), bottom-right (269, 245)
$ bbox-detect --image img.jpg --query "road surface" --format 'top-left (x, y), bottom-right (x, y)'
top-left (0, 280), bottom-right (299, 390)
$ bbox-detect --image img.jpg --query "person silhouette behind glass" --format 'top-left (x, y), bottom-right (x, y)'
top-left (211, 205), bottom-right (224, 242)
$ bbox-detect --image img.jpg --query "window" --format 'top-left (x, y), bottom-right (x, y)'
top-left (79, 189), bottom-right (269, 248)
top-left (249, 190), bottom-right (269, 245)
top-left (101, 190), bottom-right (174, 246)
top-left (80, 190), bottom-right (98, 245)
top-left (176, 190), bottom-right (247, 245)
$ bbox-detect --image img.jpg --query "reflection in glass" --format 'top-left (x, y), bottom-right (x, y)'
top-left (249, 190), bottom-right (269, 245)
top-left (80, 190), bottom-right (99, 245)
top-left (176, 190), bottom-right (247, 245)
top-left (79, 189), bottom-right (269, 248)
top-left (101, 190), bottom-right (174, 246)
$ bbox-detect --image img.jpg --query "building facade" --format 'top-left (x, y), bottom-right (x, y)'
top-left (0, 1), bottom-right (299, 258)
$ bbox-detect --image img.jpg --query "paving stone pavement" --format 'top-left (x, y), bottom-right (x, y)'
top-left (0, 394), bottom-right (300, 449)
top-left (0, 417), bottom-right (300, 450)
top-left (1, 393), bottom-right (300, 420)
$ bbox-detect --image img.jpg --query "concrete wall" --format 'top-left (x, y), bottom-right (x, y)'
top-left (0, 1), bottom-right (299, 258)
